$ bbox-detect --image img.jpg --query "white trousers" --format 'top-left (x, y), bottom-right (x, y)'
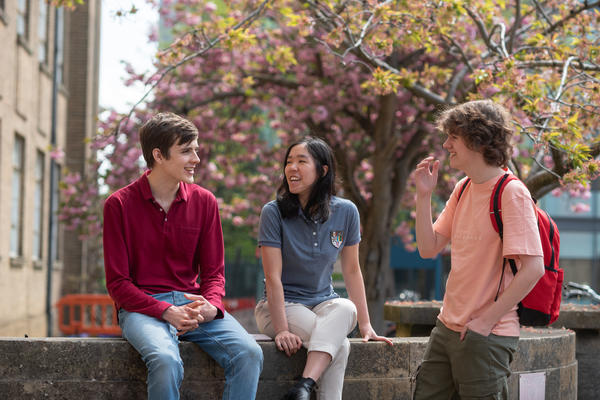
top-left (254, 298), bottom-right (358, 400)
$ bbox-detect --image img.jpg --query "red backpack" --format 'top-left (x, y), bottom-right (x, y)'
top-left (458, 173), bottom-right (563, 326)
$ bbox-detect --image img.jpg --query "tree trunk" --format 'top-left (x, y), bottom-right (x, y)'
top-left (359, 238), bottom-right (395, 332)
top-left (356, 93), bottom-right (398, 333)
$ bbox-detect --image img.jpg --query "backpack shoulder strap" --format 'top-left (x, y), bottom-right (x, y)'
top-left (489, 173), bottom-right (519, 239)
top-left (490, 173), bottom-right (520, 278)
top-left (457, 178), bottom-right (471, 202)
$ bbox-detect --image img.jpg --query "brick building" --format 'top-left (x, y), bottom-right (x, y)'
top-left (0, 0), bottom-right (100, 337)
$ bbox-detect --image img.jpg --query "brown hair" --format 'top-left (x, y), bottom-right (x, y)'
top-left (139, 112), bottom-right (198, 168)
top-left (437, 100), bottom-right (513, 167)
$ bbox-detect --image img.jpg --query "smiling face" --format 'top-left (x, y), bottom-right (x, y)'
top-left (155, 139), bottom-right (200, 184)
top-left (284, 143), bottom-right (320, 207)
top-left (442, 132), bottom-right (481, 173)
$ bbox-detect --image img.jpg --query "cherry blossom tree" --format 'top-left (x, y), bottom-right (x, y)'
top-left (61, 0), bottom-right (600, 329)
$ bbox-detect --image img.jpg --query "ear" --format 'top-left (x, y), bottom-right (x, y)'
top-left (152, 148), bottom-right (163, 164)
top-left (321, 165), bottom-right (329, 177)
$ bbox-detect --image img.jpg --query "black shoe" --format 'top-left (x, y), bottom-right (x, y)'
top-left (281, 377), bottom-right (316, 400)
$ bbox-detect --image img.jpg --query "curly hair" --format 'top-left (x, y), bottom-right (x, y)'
top-left (436, 100), bottom-right (513, 167)
top-left (139, 112), bottom-right (198, 168)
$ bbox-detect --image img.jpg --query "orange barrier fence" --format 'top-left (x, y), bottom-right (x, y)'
top-left (55, 294), bottom-right (257, 336)
top-left (55, 294), bottom-right (121, 337)
top-left (223, 297), bottom-right (256, 313)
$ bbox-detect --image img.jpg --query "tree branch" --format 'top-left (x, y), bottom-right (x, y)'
top-left (464, 6), bottom-right (503, 56)
top-left (446, 66), bottom-right (470, 103)
top-left (253, 73), bottom-right (300, 89)
top-left (531, 0), bottom-right (553, 27)
top-left (113, 0), bottom-right (272, 134)
top-left (515, 60), bottom-right (600, 72)
top-left (544, 0), bottom-right (600, 34)
top-left (508, 0), bottom-right (521, 53)
top-left (391, 127), bottom-right (429, 217)
top-left (525, 169), bottom-right (561, 198)
top-left (342, 106), bottom-right (374, 138)
top-left (488, 23), bottom-right (509, 58)
top-left (443, 34), bottom-right (475, 73)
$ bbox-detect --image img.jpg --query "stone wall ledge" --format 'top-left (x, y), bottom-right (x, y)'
top-left (385, 301), bottom-right (596, 399)
top-left (0, 332), bottom-right (576, 399)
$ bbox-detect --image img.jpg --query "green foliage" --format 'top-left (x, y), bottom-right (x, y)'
top-left (49, 0), bottom-right (84, 8)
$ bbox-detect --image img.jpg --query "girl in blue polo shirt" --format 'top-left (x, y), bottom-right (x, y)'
top-left (255, 137), bottom-right (392, 400)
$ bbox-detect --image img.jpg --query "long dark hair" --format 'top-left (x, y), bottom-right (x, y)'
top-left (276, 137), bottom-right (337, 222)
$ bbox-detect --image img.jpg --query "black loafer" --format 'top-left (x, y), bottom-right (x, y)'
top-left (281, 377), bottom-right (316, 400)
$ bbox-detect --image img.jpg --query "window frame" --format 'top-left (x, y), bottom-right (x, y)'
top-left (55, 6), bottom-right (65, 85)
top-left (10, 134), bottom-right (26, 260)
top-left (32, 150), bottom-right (45, 262)
top-left (38, 0), bottom-right (49, 65)
top-left (17, 0), bottom-right (31, 42)
top-left (0, 0), bottom-right (7, 26)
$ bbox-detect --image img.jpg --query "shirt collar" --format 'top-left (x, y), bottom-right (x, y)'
top-left (296, 196), bottom-right (337, 222)
top-left (138, 170), bottom-right (189, 203)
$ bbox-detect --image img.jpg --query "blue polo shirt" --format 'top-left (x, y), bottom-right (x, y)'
top-left (258, 196), bottom-right (361, 306)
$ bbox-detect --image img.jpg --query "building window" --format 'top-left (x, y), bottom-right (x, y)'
top-left (50, 163), bottom-right (62, 263)
top-left (10, 135), bottom-right (25, 258)
top-left (38, 0), bottom-right (49, 64)
top-left (17, 0), bottom-right (30, 40)
top-left (55, 7), bottom-right (65, 84)
top-left (33, 151), bottom-right (45, 261)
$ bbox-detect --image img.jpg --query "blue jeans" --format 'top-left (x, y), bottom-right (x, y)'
top-left (119, 291), bottom-right (263, 400)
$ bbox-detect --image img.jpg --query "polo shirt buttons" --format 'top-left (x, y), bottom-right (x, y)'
top-left (312, 232), bottom-right (316, 236)
top-left (314, 243), bottom-right (318, 247)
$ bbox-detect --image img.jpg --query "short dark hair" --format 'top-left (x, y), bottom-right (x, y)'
top-left (276, 137), bottom-right (337, 222)
top-left (139, 112), bottom-right (198, 168)
top-left (437, 100), bottom-right (513, 167)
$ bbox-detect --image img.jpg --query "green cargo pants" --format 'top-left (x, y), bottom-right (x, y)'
top-left (412, 319), bottom-right (518, 400)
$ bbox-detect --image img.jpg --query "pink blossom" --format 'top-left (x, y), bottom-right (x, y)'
top-left (571, 203), bottom-right (591, 214)
top-left (224, 176), bottom-right (236, 188)
top-left (232, 216), bottom-right (244, 226)
top-left (63, 173), bottom-right (81, 186)
top-left (50, 147), bottom-right (65, 162)
top-left (205, 2), bottom-right (217, 13)
top-left (312, 106), bottom-right (329, 123)
top-left (62, 186), bottom-right (76, 197)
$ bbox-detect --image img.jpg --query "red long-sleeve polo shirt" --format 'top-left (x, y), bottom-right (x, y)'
top-left (103, 171), bottom-right (225, 320)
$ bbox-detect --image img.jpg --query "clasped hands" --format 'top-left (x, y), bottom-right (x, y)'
top-left (162, 294), bottom-right (217, 336)
top-left (274, 330), bottom-right (303, 357)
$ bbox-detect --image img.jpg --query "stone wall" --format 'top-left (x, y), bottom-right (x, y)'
top-left (0, 331), bottom-right (576, 399)
top-left (385, 301), bottom-right (597, 399)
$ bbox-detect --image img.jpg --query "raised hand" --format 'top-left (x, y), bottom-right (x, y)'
top-left (414, 156), bottom-right (440, 197)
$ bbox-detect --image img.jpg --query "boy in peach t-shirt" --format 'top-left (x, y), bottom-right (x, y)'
top-left (413, 100), bottom-right (544, 399)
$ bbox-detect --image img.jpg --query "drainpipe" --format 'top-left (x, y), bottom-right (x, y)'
top-left (46, 5), bottom-right (61, 337)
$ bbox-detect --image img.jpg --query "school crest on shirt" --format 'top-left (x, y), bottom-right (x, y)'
top-left (330, 231), bottom-right (344, 248)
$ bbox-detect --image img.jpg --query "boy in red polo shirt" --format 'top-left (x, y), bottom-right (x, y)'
top-left (413, 100), bottom-right (544, 399)
top-left (103, 112), bottom-right (262, 400)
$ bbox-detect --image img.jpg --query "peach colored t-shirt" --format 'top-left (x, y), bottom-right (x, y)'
top-left (433, 172), bottom-right (543, 337)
